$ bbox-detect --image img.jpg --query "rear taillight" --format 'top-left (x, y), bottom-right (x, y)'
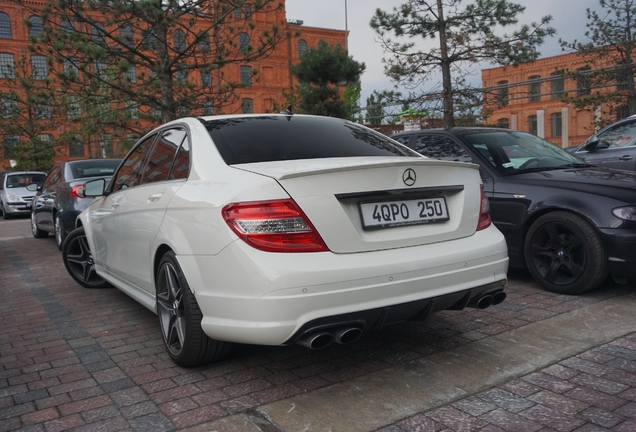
top-left (222, 199), bottom-right (329, 253)
top-left (69, 185), bottom-right (86, 198)
top-left (477, 185), bottom-right (492, 231)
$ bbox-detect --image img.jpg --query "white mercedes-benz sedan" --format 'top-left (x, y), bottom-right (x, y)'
top-left (62, 114), bottom-right (509, 367)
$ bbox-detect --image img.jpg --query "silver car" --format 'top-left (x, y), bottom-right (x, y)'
top-left (569, 116), bottom-right (636, 171)
top-left (0, 171), bottom-right (46, 219)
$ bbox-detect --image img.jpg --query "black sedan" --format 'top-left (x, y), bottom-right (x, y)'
top-left (30, 158), bottom-right (122, 249)
top-left (567, 115), bottom-right (636, 171)
top-left (393, 128), bottom-right (636, 294)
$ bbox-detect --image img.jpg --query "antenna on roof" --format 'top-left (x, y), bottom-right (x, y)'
top-left (280, 105), bottom-right (293, 115)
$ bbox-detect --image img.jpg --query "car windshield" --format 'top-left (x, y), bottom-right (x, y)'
top-left (203, 116), bottom-right (419, 165)
top-left (5, 173), bottom-right (45, 188)
top-left (69, 159), bottom-right (121, 179)
top-left (462, 130), bottom-right (586, 175)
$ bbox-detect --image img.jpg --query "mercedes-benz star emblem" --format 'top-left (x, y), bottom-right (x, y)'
top-left (402, 168), bottom-right (416, 186)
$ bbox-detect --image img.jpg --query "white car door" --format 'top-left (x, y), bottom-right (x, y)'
top-left (117, 128), bottom-right (189, 294)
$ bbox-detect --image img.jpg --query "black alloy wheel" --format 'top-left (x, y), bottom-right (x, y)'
top-left (156, 251), bottom-right (230, 367)
top-left (54, 213), bottom-right (66, 250)
top-left (31, 211), bottom-right (48, 238)
top-left (524, 211), bottom-right (608, 294)
top-left (62, 227), bottom-right (111, 288)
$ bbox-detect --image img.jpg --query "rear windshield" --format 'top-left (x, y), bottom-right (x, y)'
top-left (69, 159), bottom-right (122, 179)
top-left (202, 116), bottom-right (418, 165)
top-left (5, 173), bottom-right (45, 188)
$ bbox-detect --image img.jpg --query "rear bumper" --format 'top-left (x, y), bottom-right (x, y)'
top-left (599, 227), bottom-right (636, 281)
top-left (177, 225), bottom-right (509, 346)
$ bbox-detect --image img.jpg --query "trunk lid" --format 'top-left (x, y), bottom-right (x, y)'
top-left (235, 157), bottom-right (483, 253)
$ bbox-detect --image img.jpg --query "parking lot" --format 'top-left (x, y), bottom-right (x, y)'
top-left (2, 216), bottom-right (636, 432)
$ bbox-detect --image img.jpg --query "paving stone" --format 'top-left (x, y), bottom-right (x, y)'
top-left (527, 390), bottom-right (590, 415)
top-left (576, 406), bottom-right (625, 428)
top-left (519, 404), bottom-right (585, 431)
top-left (478, 388), bottom-right (536, 413)
top-left (481, 408), bottom-right (544, 432)
top-left (570, 373), bottom-right (629, 395)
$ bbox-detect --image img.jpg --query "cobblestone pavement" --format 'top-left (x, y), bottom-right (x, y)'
top-left (1, 216), bottom-right (635, 432)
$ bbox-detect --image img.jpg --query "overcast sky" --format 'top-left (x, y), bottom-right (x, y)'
top-left (286, 0), bottom-right (602, 106)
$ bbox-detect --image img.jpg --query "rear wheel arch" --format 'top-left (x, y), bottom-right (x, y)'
top-left (154, 244), bottom-right (174, 289)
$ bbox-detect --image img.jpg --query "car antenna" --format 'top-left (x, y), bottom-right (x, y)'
top-left (280, 105), bottom-right (293, 116)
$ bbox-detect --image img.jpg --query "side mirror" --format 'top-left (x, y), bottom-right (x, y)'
top-left (83, 178), bottom-right (106, 197)
top-left (583, 139), bottom-right (599, 151)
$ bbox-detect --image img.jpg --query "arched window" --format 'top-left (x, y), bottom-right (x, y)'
top-left (120, 26), bottom-right (133, 47)
top-left (174, 29), bottom-right (186, 53)
top-left (239, 33), bottom-right (250, 55)
top-left (28, 16), bottom-right (43, 37)
top-left (0, 13), bottom-right (12, 39)
top-left (298, 39), bottom-right (307, 57)
top-left (60, 20), bottom-right (75, 33)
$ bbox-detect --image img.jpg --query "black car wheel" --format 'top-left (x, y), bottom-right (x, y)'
top-left (31, 211), bottom-right (48, 238)
top-left (62, 227), bottom-right (112, 288)
top-left (156, 251), bottom-right (231, 367)
top-left (54, 213), bottom-right (66, 250)
top-left (2, 202), bottom-right (11, 220)
top-left (524, 211), bottom-right (608, 294)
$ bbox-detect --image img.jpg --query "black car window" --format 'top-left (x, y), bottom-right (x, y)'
top-left (596, 120), bottom-right (636, 149)
top-left (203, 116), bottom-right (418, 165)
top-left (414, 135), bottom-right (473, 163)
top-left (42, 166), bottom-right (62, 190)
top-left (169, 136), bottom-right (190, 180)
top-left (112, 135), bottom-right (156, 191)
top-left (69, 160), bottom-right (121, 179)
top-left (392, 135), bottom-right (411, 146)
top-left (140, 128), bottom-right (186, 184)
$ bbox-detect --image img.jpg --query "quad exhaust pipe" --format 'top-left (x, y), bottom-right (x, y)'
top-left (297, 326), bottom-right (363, 350)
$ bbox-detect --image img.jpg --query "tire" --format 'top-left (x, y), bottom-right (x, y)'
top-left (62, 227), bottom-right (112, 288)
top-left (156, 251), bottom-right (231, 367)
top-left (31, 211), bottom-right (48, 238)
top-left (2, 203), bottom-right (11, 220)
top-left (524, 211), bottom-right (608, 294)
top-left (54, 213), bottom-right (66, 250)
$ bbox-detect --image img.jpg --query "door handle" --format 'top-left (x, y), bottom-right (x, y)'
top-left (619, 155), bottom-right (634, 161)
top-left (148, 192), bottom-right (164, 202)
top-left (111, 202), bottom-right (121, 208)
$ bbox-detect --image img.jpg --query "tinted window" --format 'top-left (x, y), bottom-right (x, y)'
top-left (141, 128), bottom-right (186, 184)
top-left (69, 159), bottom-right (121, 179)
top-left (42, 166), bottom-right (62, 190)
top-left (596, 120), bottom-right (636, 148)
top-left (170, 137), bottom-right (190, 180)
top-left (392, 135), bottom-right (411, 146)
top-left (203, 116), bottom-right (418, 165)
top-left (414, 135), bottom-right (473, 163)
top-left (112, 135), bottom-right (155, 191)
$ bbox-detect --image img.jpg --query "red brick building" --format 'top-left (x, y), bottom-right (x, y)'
top-left (0, 0), bottom-right (346, 167)
top-left (482, 52), bottom-right (623, 148)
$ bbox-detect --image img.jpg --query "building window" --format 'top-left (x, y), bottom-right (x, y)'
top-left (123, 64), bottom-right (136, 83)
top-left (35, 104), bottom-right (51, 119)
top-left (298, 39), bottom-right (308, 57)
top-left (239, 33), bottom-right (250, 55)
top-left (496, 80), bottom-right (509, 107)
top-left (31, 55), bottom-right (48, 80)
top-left (241, 98), bottom-right (253, 113)
top-left (528, 115), bottom-right (538, 136)
top-left (551, 113), bottom-right (562, 137)
top-left (126, 101), bottom-right (138, 119)
top-left (616, 105), bottom-right (630, 121)
top-left (616, 65), bottom-right (630, 91)
top-left (99, 133), bottom-right (113, 156)
top-left (67, 96), bottom-right (81, 119)
top-left (245, 3), bottom-right (253, 18)
top-left (0, 53), bottom-right (15, 78)
top-left (174, 29), bottom-right (186, 53)
top-left (91, 22), bottom-right (106, 45)
top-left (28, 16), bottom-right (43, 37)
top-left (120, 26), bottom-right (133, 46)
top-left (200, 67), bottom-right (212, 87)
top-left (94, 60), bottom-right (107, 76)
top-left (69, 135), bottom-right (84, 157)
top-left (234, 6), bottom-right (242, 19)
top-left (175, 66), bottom-right (187, 83)
top-left (240, 66), bottom-right (252, 86)
top-left (64, 58), bottom-right (79, 78)
top-left (497, 118), bottom-right (509, 129)
top-left (0, 13), bottom-right (12, 39)
top-left (61, 20), bottom-right (74, 33)
top-left (577, 67), bottom-right (591, 96)
top-left (551, 73), bottom-right (564, 100)
top-left (2, 98), bottom-right (17, 118)
top-left (38, 134), bottom-right (52, 145)
top-left (202, 100), bottom-right (214, 116)
top-left (3, 135), bottom-right (18, 158)
top-left (198, 33), bottom-right (210, 53)
top-left (528, 75), bottom-right (541, 102)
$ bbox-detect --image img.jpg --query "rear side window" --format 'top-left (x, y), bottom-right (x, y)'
top-left (140, 128), bottom-right (186, 184)
top-left (414, 135), bottom-right (473, 163)
top-left (203, 116), bottom-right (418, 165)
